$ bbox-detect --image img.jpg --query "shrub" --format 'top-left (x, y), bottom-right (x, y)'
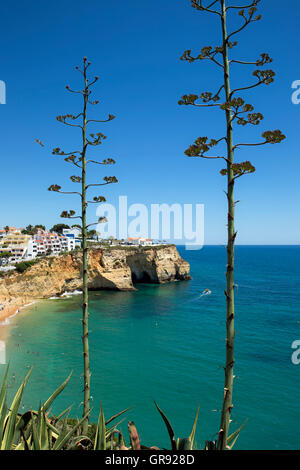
top-left (15, 260), bottom-right (38, 273)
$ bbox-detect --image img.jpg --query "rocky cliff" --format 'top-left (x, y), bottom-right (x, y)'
top-left (0, 245), bottom-right (190, 319)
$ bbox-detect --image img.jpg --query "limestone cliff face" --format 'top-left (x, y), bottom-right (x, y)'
top-left (0, 245), bottom-right (190, 305)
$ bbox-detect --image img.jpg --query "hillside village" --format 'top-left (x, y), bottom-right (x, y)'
top-left (0, 226), bottom-right (158, 269)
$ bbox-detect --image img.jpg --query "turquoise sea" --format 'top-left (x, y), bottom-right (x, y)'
top-left (1, 246), bottom-right (300, 450)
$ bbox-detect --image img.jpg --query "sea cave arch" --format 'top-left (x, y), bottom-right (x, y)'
top-left (126, 254), bottom-right (159, 284)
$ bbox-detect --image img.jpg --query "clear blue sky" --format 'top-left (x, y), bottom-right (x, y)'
top-left (1, 0), bottom-right (299, 245)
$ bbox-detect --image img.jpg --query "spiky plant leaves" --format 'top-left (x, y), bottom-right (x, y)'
top-left (16, 410), bottom-right (32, 433)
top-left (109, 429), bottom-right (127, 450)
top-left (154, 401), bottom-right (177, 451)
top-left (0, 397), bottom-right (7, 446)
top-left (105, 417), bottom-right (127, 440)
top-left (177, 438), bottom-right (192, 450)
top-left (94, 404), bottom-right (106, 450)
top-left (189, 404), bottom-right (200, 449)
top-left (52, 405), bottom-right (73, 424)
top-left (30, 411), bottom-right (41, 450)
top-left (105, 406), bottom-right (132, 426)
top-left (53, 410), bottom-right (90, 450)
top-left (226, 419), bottom-right (248, 449)
top-left (0, 364), bottom-right (9, 443)
top-left (42, 371), bottom-right (72, 413)
top-left (0, 364), bottom-right (9, 408)
top-left (70, 436), bottom-right (93, 450)
top-left (1, 367), bottom-right (32, 450)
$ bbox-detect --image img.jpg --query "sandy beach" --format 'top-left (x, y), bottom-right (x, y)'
top-left (0, 297), bottom-right (34, 323)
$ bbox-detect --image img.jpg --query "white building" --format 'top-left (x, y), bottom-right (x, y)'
top-left (27, 230), bottom-right (75, 259)
top-left (26, 239), bottom-right (38, 259)
top-left (62, 228), bottom-right (81, 248)
top-left (0, 227), bottom-right (77, 263)
top-left (62, 227), bottom-right (81, 238)
top-left (127, 237), bottom-right (154, 246)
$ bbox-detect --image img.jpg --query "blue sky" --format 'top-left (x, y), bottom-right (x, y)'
top-left (1, 0), bottom-right (299, 245)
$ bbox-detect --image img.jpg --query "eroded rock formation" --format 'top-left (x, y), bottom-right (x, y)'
top-left (0, 245), bottom-right (190, 319)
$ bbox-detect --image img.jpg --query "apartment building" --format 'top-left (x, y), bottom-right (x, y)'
top-left (32, 230), bottom-right (75, 256)
top-left (62, 227), bottom-right (82, 247)
top-left (127, 237), bottom-right (154, 246)
top-left (0, 233), bottom-right (32, 262)
top-left (0, 227), bottom-right (76, 262)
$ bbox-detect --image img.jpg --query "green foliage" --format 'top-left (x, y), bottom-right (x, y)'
top-left (0, 366), bottom-right (132, 451)
top-left (49, 224), bottom-right (70, 234)
top-left (87, 229), bottom-right (97, 239)
top-left (15, 260), bottom-right (38, 273)
top-left (0, 366), bottom-right (246, 451)
top-left (0, 252), bottom-right (13, 259)
top-left (0, 367), bottom-right (90, 450)
top-left (21, 224), bottom-right (45, 235)
top-left (154, 401), bottom-right (244, 450)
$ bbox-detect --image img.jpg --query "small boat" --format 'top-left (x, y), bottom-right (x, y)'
top-left (199, 288), bottom-right (212, 298)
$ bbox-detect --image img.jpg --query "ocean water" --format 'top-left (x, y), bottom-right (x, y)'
top-left (0, 246), bottom-right (300, 450)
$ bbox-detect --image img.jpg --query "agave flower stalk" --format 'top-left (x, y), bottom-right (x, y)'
top-left (48, 58), bottom-right (118, 434)
top-left (180, 0), bottom-right (285, 449)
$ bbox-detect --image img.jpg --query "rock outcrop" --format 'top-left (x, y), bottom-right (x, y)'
top-left (0, 245), bottom-right (190, 319)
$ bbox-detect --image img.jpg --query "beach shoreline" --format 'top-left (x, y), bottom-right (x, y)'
top-left (0, 290), bottom-right (85, 324)
top-left (0, 298), bottom-right (37, 324)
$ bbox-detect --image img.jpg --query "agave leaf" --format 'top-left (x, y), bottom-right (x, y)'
top-left (0, 363), bottom-right (9, 410)
top-left (53, 405), bottom-right (73, 423)
top-left (105, 406), bottom-right (132, 426)
top-left (42, 371), bottom-right (72, 413)
top-left (0, 397), bottom-right (7, 444)
top-left (189, 404), bottom-right (200, 449)
top-left (177, 437), bottom-right (192, 450)
top-left (106, 417), bottom-right (127, 438)
top-left (14, 436), bottom-right (26, 451)
top-left (1, 368), bottom-right (32, 450)
top-left (227, 419), bottom-right (248, 448)
top-left (71, 436), bottom-right (93, 450)
top-left (227, 433), bottom-right (239, 450)
top-left (94, 404), bottom-right (106, 450)
top-left (53, 410), bottom-right (90, 450)
top-left (21, 430), bottom-right (30, 450)
top-left (40, 408), bottom-right (50, 450)
top-left (52, 412), bottom-right (68, 449)
top-left (0, 367), bottom-right (9, 443)
top-left (154, 401), bottom-right (177, 451)
top-left (43, 415), bottom-right (60, 437)
top-left (16, 411), bottom-right (32, 433)
top-left (31, 411), bottom-right (41, 450)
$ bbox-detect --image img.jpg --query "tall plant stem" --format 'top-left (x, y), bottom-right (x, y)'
top-left (81, 62), bottom-right (90, 435)
top-left (47, 58), bottom-right (118, 434)
top-left (218, 0), bottom-right (235, 450)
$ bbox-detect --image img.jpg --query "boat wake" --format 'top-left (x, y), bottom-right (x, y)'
top-left (198, 289), bottom-right (212, 299)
